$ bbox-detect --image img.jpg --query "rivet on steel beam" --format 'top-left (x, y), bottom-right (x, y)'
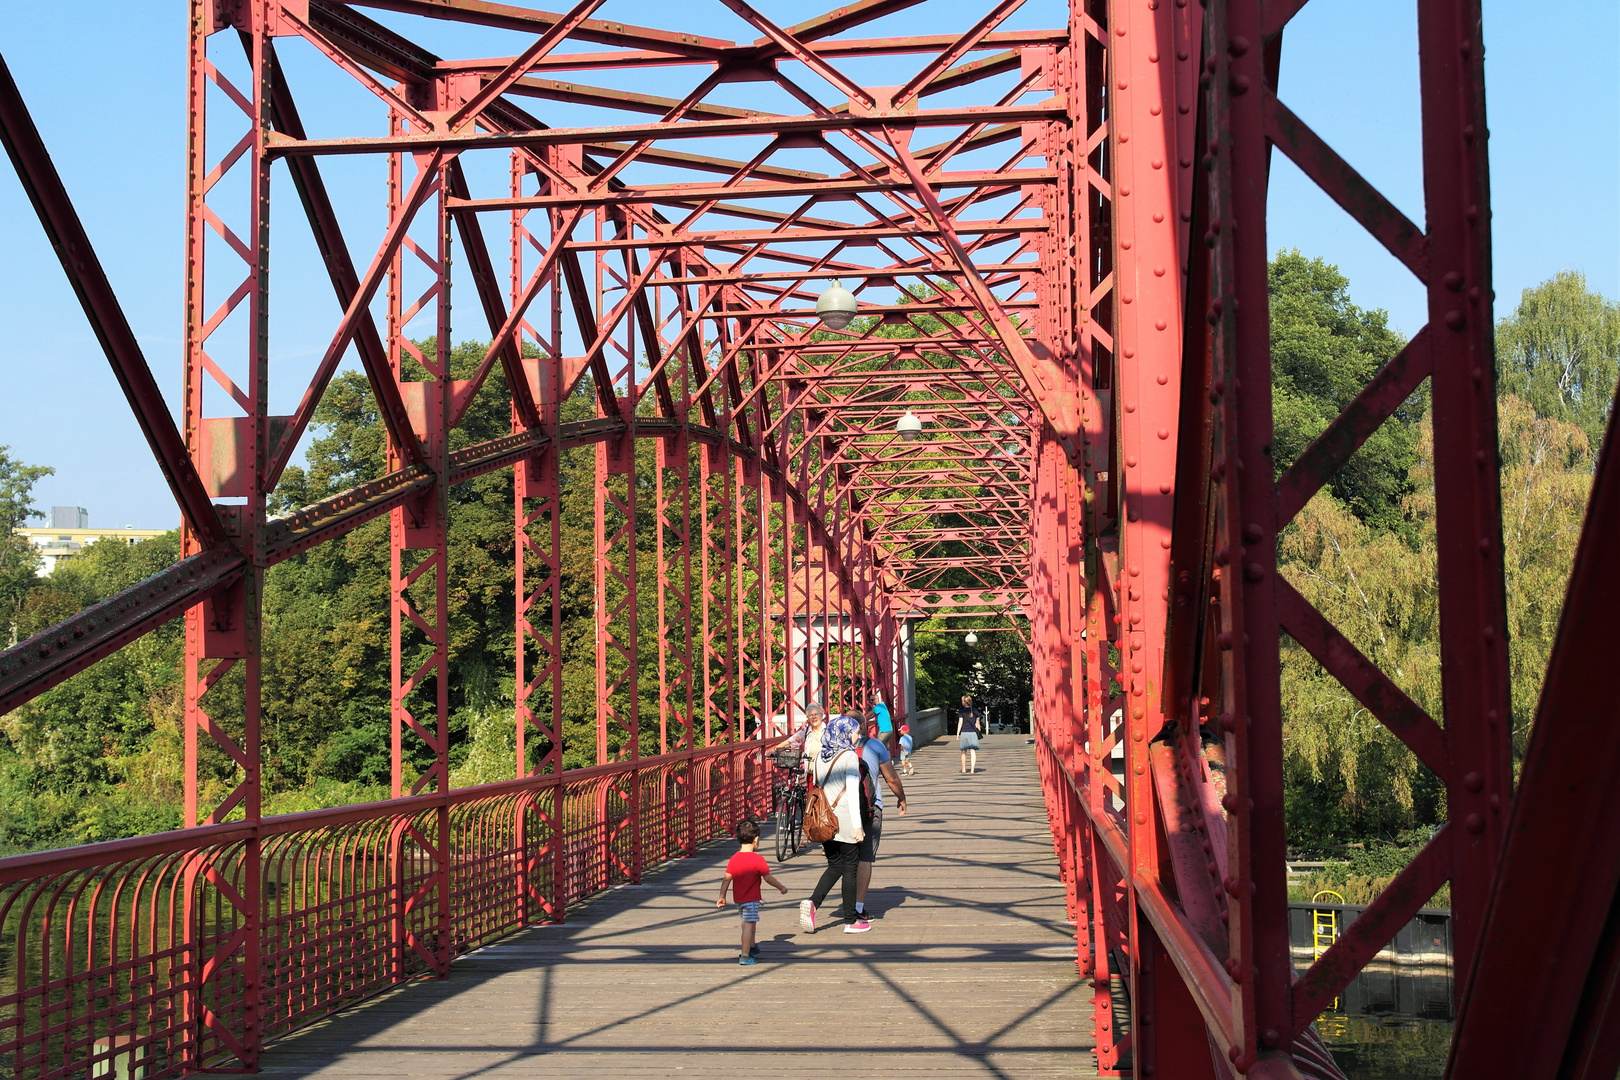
top-left (1465, 813), bottom-right (1485, 834)
top-left (1149, 52), bottom-right (1159, 63)
top-left (1445, 309), bottom-right (1466, 330)
top-left (1230, 74), bottom-right (1250, 95)
top-left (1135, 812), bottom-right (1147, 824)
top-left (1205, 55), bottom-right (1218, 73)
top-left (1228, 36), bottom-right (1250, 56)
top-left (1244, 523), bottom-right (1263, 543)
top-left (1157, 372), bottom-right (1168, 383)
top-left (1443, 270), bottom-right (1465, 292)
top-left (1157, 429), bottom-right (1169, 440)
top-left (1464, 771), bottom-right (1484, 792)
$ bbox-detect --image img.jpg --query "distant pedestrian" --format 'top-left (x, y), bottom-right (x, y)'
top-left (799, 714), bottom-right (870, 935)
top-left (855, 721), bottom-right (907, 920)
top-left (957, 695), bottom-right (982, 774)
top-left (716, 819), bottom-right (787, 966)
top-left (871, 697), bottom-right (893, 735)
top-left (898, 725), bottom-right (914, 776)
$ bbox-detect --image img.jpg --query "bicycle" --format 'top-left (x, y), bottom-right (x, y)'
top-left (770, 746), bottom-right (807, 862)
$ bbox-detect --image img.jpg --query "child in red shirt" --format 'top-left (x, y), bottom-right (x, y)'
top-left (715, 819), bottom-right (787, 965)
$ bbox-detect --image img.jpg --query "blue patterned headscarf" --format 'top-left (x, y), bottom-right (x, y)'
top-left (820, 714), bottom-right (861, 762)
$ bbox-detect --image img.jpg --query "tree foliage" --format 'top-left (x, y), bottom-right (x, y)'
top-left (1274, 262), bottom-right (1612, 850)
top-left (1497, 270), bottom-right (1620, 453)
top-left (0, 265), bottom-right (1609, 859)
top-left (0, 446), bottom-right (53, 647)
top-left (1269, 251), bottom-right (1421, 534)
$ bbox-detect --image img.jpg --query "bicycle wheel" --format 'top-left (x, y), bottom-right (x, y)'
top-left (775, 809), bottom-right (792, 862)
top-left (787, 796), bottom-right (804, 856)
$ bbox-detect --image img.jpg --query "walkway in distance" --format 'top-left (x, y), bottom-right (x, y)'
top-left (259, 733), bottom-right (1097, 1079)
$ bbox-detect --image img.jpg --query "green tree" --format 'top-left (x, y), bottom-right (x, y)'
top-left (0, 532), bottom-right (185, 852)
top-left (1269, 251), bottom-right (1420, 534)
top-left (0, 446), bottom-right (53, 646)
top-left (1496, 270), bottom-right (1620, 452)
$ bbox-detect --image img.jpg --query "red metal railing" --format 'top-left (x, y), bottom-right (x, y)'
top-left (0, 740), bottom-right (773, 1079)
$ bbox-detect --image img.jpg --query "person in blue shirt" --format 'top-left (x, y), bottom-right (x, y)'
top-left (871, 697), bottom-right (893, 736)
top-left (898, 725), bottom-right (914, 776)
top-left (855, 720), bottom-right (907, 919)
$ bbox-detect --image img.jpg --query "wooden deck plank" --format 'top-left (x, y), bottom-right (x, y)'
top-left (259, 734), bottom-right (1097, 1079)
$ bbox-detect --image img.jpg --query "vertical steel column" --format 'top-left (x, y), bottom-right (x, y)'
top-left (513, 155), bottom-right (565, 922)
top-left (384, 102), bottom-right (453, 973)
top-left (1110, 0), bottom-right (1218, 1073)
top-left (1415, 0), bottom-right (1511, 991)
top-left (1205, 0), bottom-right (1294, 1068)
top-left (182, 4), bottom-right (267, 1063)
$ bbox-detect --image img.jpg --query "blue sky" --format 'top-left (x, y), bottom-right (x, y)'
top-left (0, 1), bottom-right (1614, 529)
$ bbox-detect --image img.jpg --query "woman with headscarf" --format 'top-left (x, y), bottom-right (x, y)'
top-left (798, 713), bottom-right (871, 935)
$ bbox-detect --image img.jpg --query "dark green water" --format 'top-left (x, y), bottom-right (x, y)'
top-left (1314, 1012), bottom-right (1452, 1079)
top-left (1311, 968), bottom-right (1454, 1079)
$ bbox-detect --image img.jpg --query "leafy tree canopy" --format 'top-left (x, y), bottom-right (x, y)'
top-left (1269, 251), bottom-right (1421, 534)
top-left (0, 446), bottom-right (52, 646)
top-left (1497, 269), bottom-right (1620, 452)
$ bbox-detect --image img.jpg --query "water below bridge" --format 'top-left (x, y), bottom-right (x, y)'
top-left (258, 734), bottom-right (1097, 1079)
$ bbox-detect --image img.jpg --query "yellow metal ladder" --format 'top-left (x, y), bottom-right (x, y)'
top-left (1312, 890), bottom-right (1346, 1023)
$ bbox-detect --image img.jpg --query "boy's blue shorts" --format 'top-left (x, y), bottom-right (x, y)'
top-left (739, 901), bottom-right (761, 923)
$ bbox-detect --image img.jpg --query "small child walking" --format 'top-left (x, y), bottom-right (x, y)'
top-left (898, 725), bottom-right (915, 776)
top-left (716, 819), bottom-right (788, 965)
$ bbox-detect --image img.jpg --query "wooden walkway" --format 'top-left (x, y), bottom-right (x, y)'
top-left (260, 734), bottom-right (1097, 1079)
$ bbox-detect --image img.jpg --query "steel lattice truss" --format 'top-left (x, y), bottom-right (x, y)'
top-left (0, 1), bottom-right (1616, 1078)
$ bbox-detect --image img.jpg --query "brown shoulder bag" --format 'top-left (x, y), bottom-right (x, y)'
top-left (803, 751), bottom-right (852, 843)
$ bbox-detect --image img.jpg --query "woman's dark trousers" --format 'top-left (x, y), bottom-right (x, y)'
top-left (810, 839), bottom-right (860, 922)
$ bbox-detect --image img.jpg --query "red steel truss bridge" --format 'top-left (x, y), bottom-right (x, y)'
top-left (0, 1), bottom-right (1615, 1077)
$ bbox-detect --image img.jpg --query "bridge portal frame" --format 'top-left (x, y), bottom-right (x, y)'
top-left (0, 1), bottom-right (1617, 1079)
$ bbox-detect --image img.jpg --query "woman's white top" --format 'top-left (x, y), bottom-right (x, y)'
top-left (812, 749), bottom-right (863, 844)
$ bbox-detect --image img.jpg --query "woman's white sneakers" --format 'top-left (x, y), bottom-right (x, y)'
top-left (799, 899), bottom-right (817, 934)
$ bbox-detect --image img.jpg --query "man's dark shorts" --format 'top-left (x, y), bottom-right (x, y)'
top-left (858, 807), bottom-right (883, 862)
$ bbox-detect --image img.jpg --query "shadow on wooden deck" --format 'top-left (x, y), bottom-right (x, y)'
top-left (258, 734), bottom-right (1096, 1079)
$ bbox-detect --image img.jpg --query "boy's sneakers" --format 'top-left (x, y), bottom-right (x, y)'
top-left (844, 919), bottom-right (872, 934)
top-left (799, 899), bottom-right (817, 934)
top-left (738, 954), bottom-right (758, 966)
